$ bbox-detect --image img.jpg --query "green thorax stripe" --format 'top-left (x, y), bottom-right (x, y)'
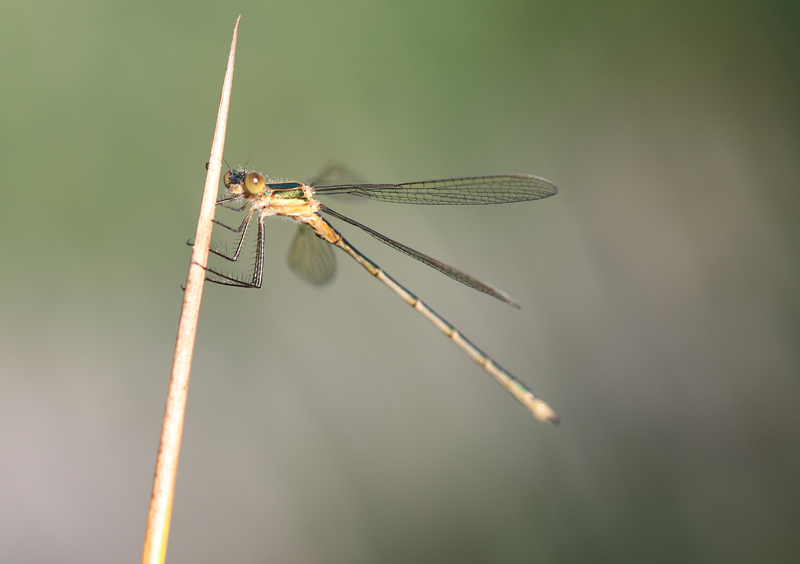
top-left (269, 182), bottom-right (305, 199)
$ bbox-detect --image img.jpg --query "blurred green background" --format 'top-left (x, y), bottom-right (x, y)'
top-left (1, 1), bottom-right (799, 562)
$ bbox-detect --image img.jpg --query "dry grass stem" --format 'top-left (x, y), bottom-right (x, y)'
top-left (141, 16), bottom-right (241, 564)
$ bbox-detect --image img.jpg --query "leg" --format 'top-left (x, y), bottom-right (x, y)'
top-left (204, 216), bottom-right (266, 288)
top-left (209, 208), bottom-right (256, 262)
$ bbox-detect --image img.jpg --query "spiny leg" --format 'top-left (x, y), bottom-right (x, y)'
top-left (212, 201), bottom-right (255, 233)
top-left (197, 267), bottom-right (258, 288)
top-left (204, 216), bottom-right (266, 289)
top-left (217, 197), bottom-right (250, 212)
top-left (187, 199), bottom-right (248, 252)
top-left (251, 215), bottom-right (266, 289)
top-left (210, 207), bottom-right (257, 263)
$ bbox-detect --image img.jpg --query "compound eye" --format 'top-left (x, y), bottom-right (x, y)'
top-left (244, 172), bottom-right (265, 195)
top-left (223, 170), bottom-right (232, 186)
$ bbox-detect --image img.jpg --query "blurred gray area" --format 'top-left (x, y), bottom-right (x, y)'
top-left (0, 1), bottom-right (798, 563)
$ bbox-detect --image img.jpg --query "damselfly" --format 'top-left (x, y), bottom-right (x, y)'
top-left (203, 163), bottom-right (559, 425)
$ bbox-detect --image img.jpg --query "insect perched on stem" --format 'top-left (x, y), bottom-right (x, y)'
top-left (202, 162), bottom-right (559, 425)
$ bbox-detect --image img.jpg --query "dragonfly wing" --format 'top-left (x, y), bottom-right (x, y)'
top-left (313, 175), bottom-right (558, 205)
top-left (288, 223), bottom-right (337, 285)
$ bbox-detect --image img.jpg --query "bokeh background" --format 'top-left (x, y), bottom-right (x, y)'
top-left (1, 1), bottom-right (798, 562)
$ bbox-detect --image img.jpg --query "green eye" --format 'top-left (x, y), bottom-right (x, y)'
top-left (244, 172), bottom-right (265, 195)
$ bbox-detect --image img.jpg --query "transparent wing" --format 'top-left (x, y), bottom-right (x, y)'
top-left (320, 205), bottom-right (520, 308)
top-left (313, 174), bottom-right (557, 205)
top-left (287, 223), bottom-right (337, 285)
top-left (307, 160), bottom-right (369, 187)
top-left (307, 161), bottom-right (370, 204)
